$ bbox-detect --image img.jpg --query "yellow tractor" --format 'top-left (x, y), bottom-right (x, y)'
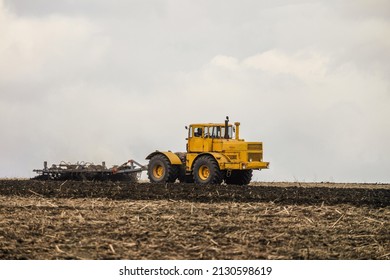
top-left (146, 117), bottom-right (269, 185)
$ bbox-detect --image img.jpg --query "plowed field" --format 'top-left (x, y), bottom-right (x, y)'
top-left (0, 180), bottom-right (389, 259)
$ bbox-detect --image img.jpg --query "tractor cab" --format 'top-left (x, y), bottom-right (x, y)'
top-left (189, 124), bottom-right (233, 139)
top-left (187, 117), bottom-right (238, 153)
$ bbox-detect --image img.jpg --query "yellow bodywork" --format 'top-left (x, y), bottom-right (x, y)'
top-left (146, 151), bottom-right (182, 165)
top-left (148, 121), bottom-right (269, 172)
top-left (186, 130), bottom-right (269, 171)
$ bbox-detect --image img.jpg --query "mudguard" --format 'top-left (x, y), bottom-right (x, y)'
top-left (145, 151), bottom-right (182, 165)
top-left (191, 152), bottom-right (230, 170)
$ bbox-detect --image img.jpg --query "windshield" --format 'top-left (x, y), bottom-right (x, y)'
top-left (208, 126), bottom-right (233, 139)
top-left (190, 125), bottom-right (233, 139)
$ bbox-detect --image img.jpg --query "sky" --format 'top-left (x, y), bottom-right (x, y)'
top-left (0, 0), bottom-right (389, 182)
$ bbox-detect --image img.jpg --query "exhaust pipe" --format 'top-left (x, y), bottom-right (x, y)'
top-left (224, 116), bottom-right (229, 139)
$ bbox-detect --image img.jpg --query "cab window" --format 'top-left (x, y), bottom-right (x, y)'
top-left (210, 126), bottom-right (232, 139)
top-left (193, 127), bottom-right (203, 137)
top-left (211, 126), bottom-right (222, 138)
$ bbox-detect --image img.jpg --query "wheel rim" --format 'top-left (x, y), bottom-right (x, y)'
top-left (198, 165), bottom-right (210, 181)
top-left (153, 165), bottom-right (164, 179)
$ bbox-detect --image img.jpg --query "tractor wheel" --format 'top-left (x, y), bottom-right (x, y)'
top-left (225, 170), bottom-right (253, 185)
top-left (148, 154), bottom-right (179, 183)
top-left (193, 155), bottom-right (223, 185)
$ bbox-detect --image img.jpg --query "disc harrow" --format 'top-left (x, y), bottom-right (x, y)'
top-left (33, 160), bottom-right (146, 182)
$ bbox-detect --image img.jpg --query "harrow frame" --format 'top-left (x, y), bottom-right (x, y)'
top-left (33, 160), bottom-right (147, 182)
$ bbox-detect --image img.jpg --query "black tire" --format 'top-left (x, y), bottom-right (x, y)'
top-left (225, 170), bottom-right (253, 185)
top-left (175, 152), bottom-right (195, 183)
top-left (177, 164), bottom-right (195, 183)
top-left (193, 155), bottom-right (223, 185)
top-left (148, 154), bottom-right (179, 183)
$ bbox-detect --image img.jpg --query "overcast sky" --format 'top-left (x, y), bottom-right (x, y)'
top-left (1, 0), bottom-right (389, 182)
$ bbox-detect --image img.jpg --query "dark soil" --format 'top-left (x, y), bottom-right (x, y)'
top-left (0, 180), bottom-right (389, 260)
top-left (0, 180), bottom-right (389, 207)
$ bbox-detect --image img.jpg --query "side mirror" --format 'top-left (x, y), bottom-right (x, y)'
top-left (185, 126), bottom-right (188, 130)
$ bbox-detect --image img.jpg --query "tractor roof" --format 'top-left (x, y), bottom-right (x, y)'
top-left (190, 123), bottom-right (232, 127)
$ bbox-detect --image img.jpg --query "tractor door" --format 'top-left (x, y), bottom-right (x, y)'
top-left (187, 125), bottom-right (205, 153)
top-left (202, 126), bottom-right (213, 152)
top-left (187, 125), bottom-right (214, 153)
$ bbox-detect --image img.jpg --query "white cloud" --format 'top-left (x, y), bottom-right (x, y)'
top-left (0, 0), bottom-right (389, 183)
top-left (0, 2), bottom-right (112, 175)
top-left (243, 50), bottom-right (329, 83)
top-left (329, 0), bottom-right (390, 19)
top-left (211, 55), bottom-right (240, 71)
top-left (0, 3), bottom-right (109, 98)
